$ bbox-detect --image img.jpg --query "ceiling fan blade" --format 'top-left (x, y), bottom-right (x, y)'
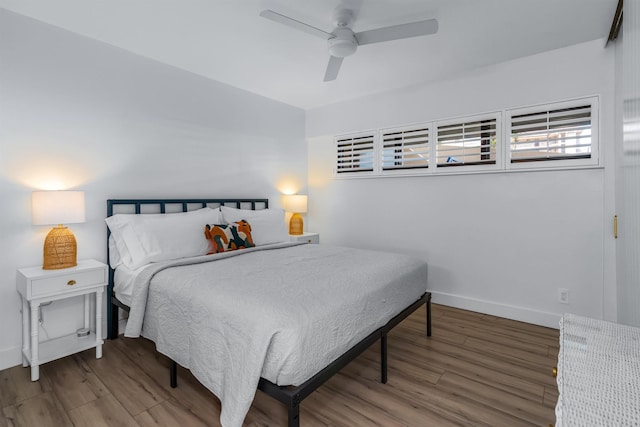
top-left (260, 10), bottom-right (333, 39)
top-left (324, 56), bottom-right (344, 82)
top-left (354, 19), bottom-right (438, 46)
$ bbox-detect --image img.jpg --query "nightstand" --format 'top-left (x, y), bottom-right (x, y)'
top-left (289, 232), bottom-right (319, 244)
top-left (16, 259), bottom-right (107, 381)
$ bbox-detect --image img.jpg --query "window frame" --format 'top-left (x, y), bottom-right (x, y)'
top-left (334, 131), bottom-right (378, 176)
top-left (505, 97), bottom-right (599, 170)
top-left (434, 112), bottom-right (503, 174)
top-left (332, 96), bottom-right (601, 179)
top-left (379, 123), bottom-right (432, 176)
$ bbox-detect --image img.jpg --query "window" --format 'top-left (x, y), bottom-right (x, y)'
top-left (335, 133), bottom-right (375, 174)
top-left (436, 115), bottom-right (499, 169)
top-left (508, 98), bottom-right (598, 167)
top-left (381, 126), bottom-right (430, 172)
top-left (333, 96), bottom-right (599, 178)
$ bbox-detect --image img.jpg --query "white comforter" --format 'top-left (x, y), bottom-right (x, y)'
top-left (123, 243), bottom-right (427, 427)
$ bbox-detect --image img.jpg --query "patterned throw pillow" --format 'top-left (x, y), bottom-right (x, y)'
top-left (204, 220), bottom-right (255, 254)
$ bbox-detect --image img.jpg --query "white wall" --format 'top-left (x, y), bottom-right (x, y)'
top-left (0, 9), bottom-right (306, 370)
top-left (306, 39), bottom-right (617, 328)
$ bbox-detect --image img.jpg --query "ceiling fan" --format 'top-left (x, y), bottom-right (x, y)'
top-left (260, 8), bottom-right (438, 82)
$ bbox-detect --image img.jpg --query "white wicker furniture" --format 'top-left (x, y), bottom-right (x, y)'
top-left (556, 314), bottom-right (640, 426)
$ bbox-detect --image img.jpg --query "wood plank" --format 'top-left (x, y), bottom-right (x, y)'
top-left (109, 336), bottom-right (225, 423)
top-left (378, 340), bottom-right (547, 403)
top-left (356, 346), bottom-right (548, 424)
top-left (110, 337), bottom-right (171, 387)
top-left (359, 345), bottom-right (444, 385)
top-left (436, 371), bottom-right (553, 425)
top-left (390, 327), bottom-right (557, 387)
top-left (166, 367), bottom-right (222, 424)
top-left (544, 385), bottom-right (559, 408)
top-left (402, 315), bottom-right (468, 345)
top-left (0, 365), bottom-right (52, 408)
top-left (2, 391), bottom-right (72, 427)
top-left (438, 312), bottom-right (559, 349)
top-left (337, 359), bottom-right (522, 426)
top-left (40, 354), bottom-right (109, 411)
top-left (390, 340), bottom-right (554, 394)
top-left (79, 344), bottom-right (169, 416)
top-left (67, 394), bottom-right (139, 427)
top-left (244, 389), bottom-right (287, 427)
top-left (463, 336), bottom-right (557, 367)
top-left (325, 370), bottom-right (467, 426)
top-left (0, 304), bottom-right (560, 426)
top-left (435, 317), bottom-right (554, 357)
top-left (435, 306), bottom-right (558, 343)
top-left (135, 399), bottom-right (209, 427)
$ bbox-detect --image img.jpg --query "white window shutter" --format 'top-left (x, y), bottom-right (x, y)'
top-left (436, 116), bottom-right (498, 168)
top-left (509, 99), bottom-right (596, 165)
top-left (335, 134), bottom-right (375, 174)
top-left (381, 126), bottom-right (430, 172)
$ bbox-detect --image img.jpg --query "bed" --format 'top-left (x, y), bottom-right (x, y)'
top-left (105, 198), bottom-right (431, 427)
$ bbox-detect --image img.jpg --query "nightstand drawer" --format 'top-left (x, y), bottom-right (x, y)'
top-left (30, 269), bottom-right (105, 297)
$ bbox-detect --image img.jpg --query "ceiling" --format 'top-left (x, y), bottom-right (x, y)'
top-left (0, 0), bottom-right (617, 110)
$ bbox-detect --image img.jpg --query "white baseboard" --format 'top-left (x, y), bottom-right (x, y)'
top-left (0, 346), bottom-right (23, 371)
top-left (431, 291), bottom-right (562, 329)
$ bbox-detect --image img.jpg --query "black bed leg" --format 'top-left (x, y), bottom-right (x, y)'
top-left (170, 360), bottom-right (177, 388)
top-left (381, 333), bottom-right (388, 384)
top-left (426, 295), bottom-right (432, 337)
top-left (287, 401), bottom-right (300, 427)
top-left (109, 301), bottom-right (119, 339)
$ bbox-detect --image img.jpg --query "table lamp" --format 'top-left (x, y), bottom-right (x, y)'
top-left (283, 195), bottom-right (307, 235)
top-left (32, 191), bottom-right (86, 270)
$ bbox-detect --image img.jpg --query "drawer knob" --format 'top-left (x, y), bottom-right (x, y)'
top-left (552, 367), bottom-right (558, 378)
top-left (67, 280), bottom-right (77, 286)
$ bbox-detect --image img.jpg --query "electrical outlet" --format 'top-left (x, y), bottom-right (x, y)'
top-left (558, 288), bottom-right (569, 304)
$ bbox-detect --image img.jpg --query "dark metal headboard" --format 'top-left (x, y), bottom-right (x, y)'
top-left (106, 198), bottom-right (269, 339)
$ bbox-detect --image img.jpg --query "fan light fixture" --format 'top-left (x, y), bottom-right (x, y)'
top-left (328, 28), bottom-right (357, 57)
top-left (32, 191), bottom-right (85, 270)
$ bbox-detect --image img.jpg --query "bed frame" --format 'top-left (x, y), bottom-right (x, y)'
top-left (106, 198), bottom-right (431, 427)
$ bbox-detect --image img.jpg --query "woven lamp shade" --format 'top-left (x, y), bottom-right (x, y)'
top-left (283, 195), bottom-right (307, 236)
top-left (289, 213), bottom-right (304, 235)
top-left (43, 226), bottom-right (77, 269)
top-left (32, 191), bottom-right (85, 270)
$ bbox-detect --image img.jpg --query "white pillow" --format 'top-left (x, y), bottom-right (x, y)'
top-left (105, 215), bottom-right (145, 268)
top-left (220, 206), bottom-right (288, 246)
top-left (105, 207), bottom-right (221, 269)
top-left (108, 235), bottom-right (123, 269)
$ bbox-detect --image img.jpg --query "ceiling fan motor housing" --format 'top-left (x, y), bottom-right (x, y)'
top-left (328, 27), bottom-right (357, 57)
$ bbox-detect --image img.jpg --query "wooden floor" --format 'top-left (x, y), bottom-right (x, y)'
top-left (0, 304), bottom-right (559, 426)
